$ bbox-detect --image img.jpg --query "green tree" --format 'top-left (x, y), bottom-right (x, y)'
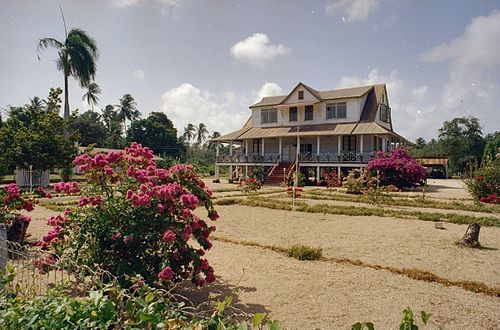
top-left (38, 28), bottom-right (98, 120)
top-left (483, 132), bottom-right (500, 162)
top-left (82, 82), bottom-right (101, 112)
top-left (127, 112), bottom-right (184, 157)
top-left (117, 94), bottom-right (140, 133)
top-left (182, 123), bottom-right (196, 143)
top-left (0, 91), bottom-right (76, 171)
top-left (195, 123), bottom-right (208, 146)
top-left (68, 110), bottom-right (108, 146)
top-left (207, 131), bottom-right (221, 151)
top-left (438, 116), bottom-right (484, 175)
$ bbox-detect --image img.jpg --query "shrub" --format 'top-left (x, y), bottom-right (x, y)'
top-left (286, 186), bottom-right (303, 198)
top-left (366, 148), bottom-right (427, 189)
top-left (0, 184), bottom-right (50, 244)
top-left (464, 158), bottom-right (500, 204)
top-left (239, 176), bottom-right (261, 193)
top-left (37, 143), bottom-right (219, 288)
top-left (325, 170), bottom-right (341, 193)
top-left (343, 169), bottom-right (372, 194)
top-left (288, 245), bottom-right (323, 260)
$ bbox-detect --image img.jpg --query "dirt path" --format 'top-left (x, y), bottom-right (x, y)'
top-left (201, 205), bottom-right (500, 287)
top-left (184, 240), bottom-right (500, 329)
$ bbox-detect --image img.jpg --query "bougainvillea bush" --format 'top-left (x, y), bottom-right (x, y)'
top-left (465, 158), bottom-right (500, 205)
top-left (37, 143), bottom-right (218, 287)
top-left (366, 148), bottom-right (427, 189)
top-left (0, 184), bottom-right (50, 243)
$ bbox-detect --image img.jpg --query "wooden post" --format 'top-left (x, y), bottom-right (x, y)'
top-left (279, 137), bottom-right (282, 159)
top-left (338, 135), bottom-right (342, 158)
top-left (245, 140), bottom-right (248, 157)
top-left (262, 138), bottom-right (265, 157)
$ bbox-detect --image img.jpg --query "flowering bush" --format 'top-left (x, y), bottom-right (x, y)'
top-left (324, 170), bottom-right (341, 193)
top-left (465, 158), bottom-right (500, 205)
top-left (0, 184), bottom-right (49, 243)
top-left (37, 143), bottom-right (218, 287)
top-left (366, 149), bottom-right (427, 189)
top-left (343, 169), bottom-right (372, 194)
top-left (239, 176), bottom-right (261, 193)
top-left (286, 186), bottom-right (303, 198)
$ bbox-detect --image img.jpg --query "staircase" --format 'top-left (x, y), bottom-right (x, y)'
top-left (266, 162), bottom-right (291, 185)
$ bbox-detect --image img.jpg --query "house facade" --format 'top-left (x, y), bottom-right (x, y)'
top-left (212, 82), bottom-right (408, 184)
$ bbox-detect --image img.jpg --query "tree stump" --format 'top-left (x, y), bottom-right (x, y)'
top-left (459, 223), bottom-right (481, 247)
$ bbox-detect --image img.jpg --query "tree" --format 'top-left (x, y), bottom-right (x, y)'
top-left (82, 82), bottom-right (101, 112)
top-left (38, 28), bottom-right (98, 120)
top-left (0, 91), bottom-right (76, 171)
top-left (195, 123), bottom-right (208, 146)
top-left (117, 94), bottom-right (140, 133)
top-left (68, 110), bottom-right (108, 146)
top-left (414, 137), bottom-right (426, 149)
top-left (127, 112), bottom-right (184, 157)
top-left (438, 116), bottom-right (484, 175)
top-left (207, 131), bottom-right (221, 151)
top-left (182, 123), bottom-right (196, 143)
top-left (483, 132), bottom-right (500, 161)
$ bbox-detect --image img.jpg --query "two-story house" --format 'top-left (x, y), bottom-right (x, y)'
top-left (211, 82), bottom-right (408, 184)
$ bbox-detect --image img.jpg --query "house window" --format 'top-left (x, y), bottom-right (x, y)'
top-left (326, 102), bottom-right (347, 119)
top-left (253, 139), bottom-right (261, 153)
top-left (305, 105), bottom-right (313, 121)
top-left (342, 135), bottom-right (356, 152)
top-left (298, 91), bottom-right (304, 100)
top-left (380, 104), bottom-right (391, 123)
top-left (289, 107), bottom-right (297, 122)
top-left (261, 108), bottom-right (278, 124)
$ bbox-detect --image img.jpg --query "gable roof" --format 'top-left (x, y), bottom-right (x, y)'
top-left (250, 84), bottom-right (373, 108)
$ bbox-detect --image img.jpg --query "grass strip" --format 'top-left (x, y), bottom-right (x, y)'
top-left (214, 197), bottom-right (500, 227)
top-left (212, 235), bottom-right (500, 298)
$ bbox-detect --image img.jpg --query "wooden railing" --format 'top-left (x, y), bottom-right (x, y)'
top-left (267, 155), bottom-right (281, 177)
top-left (217, 152), bottom-right (375, 164)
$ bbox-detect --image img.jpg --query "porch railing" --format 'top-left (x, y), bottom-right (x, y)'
top-left (217, 152), bottom-right (375, 164)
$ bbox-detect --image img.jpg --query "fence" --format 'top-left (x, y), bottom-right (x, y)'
top-left (15, 168), bottom-right (50, 188)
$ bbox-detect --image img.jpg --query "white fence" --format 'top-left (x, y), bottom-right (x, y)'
top-left (15, 168), bottom-right (50, 188)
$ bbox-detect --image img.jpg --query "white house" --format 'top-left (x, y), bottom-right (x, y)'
top-left (211, 82), bottom-right (408, 184)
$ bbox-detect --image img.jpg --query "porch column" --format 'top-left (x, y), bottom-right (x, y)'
top-left (245, 140), bottom-right (248, 156)
top-left (279, 137), bottom-right (282, 159)
top-left (245, 165), bottom-right (248, 178)
top-left (296, 136), bottom-right (300, 156)
top-left (262, 138), bottom-right (265, 156)
top-left (316, 136), bottom-right (321, 157)
top-left (229, 142), bottom-right (233, 156)
top-left (216, 143), bottom-right (220, 157)
top-left (215, 165), bottom-right (219, 181)
top-left (316, 165), bottom-right (320, 183)
top-left (360, 135), bottom-right (364, 154)
top-left (229, 165), bottom-right (233, 181)
top-left (382, 137), bottom-right (387, 152)
top-left (338, 135), bottom-right (342, 158)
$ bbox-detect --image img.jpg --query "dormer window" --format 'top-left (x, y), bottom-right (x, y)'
top-left (380, 104), bottom-right (391, 123)
top-left (326, 102), bottom-right (347, 119)
top-left (305, 105), bottom-right (313, 121)
top-left (261, 108), bottom-right (278, 124)
top-left (298, 91), bottom-right (304, 100)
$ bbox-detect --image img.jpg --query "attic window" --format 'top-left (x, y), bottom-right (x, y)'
top-left (298, 91), bottom-right (304, 100)
top-left (380, 104), bottom-right (391, 123)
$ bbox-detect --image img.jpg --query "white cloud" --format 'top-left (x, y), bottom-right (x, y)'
top-left (254, 82), bottom-right (283, 102)
top-left (419, 10), bottom-right (500, 134)
top-left (325, 0), bottom-right (379, 22)
top-left (133, 69), bottom-right (146, 80)
top-left (160, 83), bottom-right (248, 136)
top-left (230, 33), bottom-right (291, 67)
top-left (110, 0), bottom-right (180, 14)
top-left (411, 85), bottom-right (428, 99)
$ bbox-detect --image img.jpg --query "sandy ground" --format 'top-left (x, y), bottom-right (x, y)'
top-left (22, 178), bottom-right (500, 329)
top-left (183, 240), bottom-right (500, 329)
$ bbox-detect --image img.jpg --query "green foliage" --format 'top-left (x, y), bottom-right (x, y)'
top-left (287, 245), bottom-right (323, 260)
top-left (438, 116), bottom-right (484, 175)
top-left (68, 110), bottom-right (108, 146)
top-left (127, 112), bottom-right (185, 158)
top-left (464, 158), bottom-right (500, 204)
top-left (363, 186), bottom-right (394, 205)
top-left (483, 132), bottom-right (500, 162)
top-left (0, 90), bottom-right (77, 170)
top-left (352, 308), bottom-right (434, 330)
top-left (343, 169), bottom-right (371, 194)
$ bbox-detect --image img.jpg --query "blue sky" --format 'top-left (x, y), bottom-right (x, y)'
top-left (1, 0), bottom-right (499, 140)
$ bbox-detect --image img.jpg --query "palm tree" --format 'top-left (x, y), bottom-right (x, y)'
top-left (38, 28), bottom-right (98, 120)
top-left (101, 105), bottom-right (116, 132)
top-left (183, 123), bottom-right (196, 143)
top-left (117, 94), bottom-right (140, 133)
top-left (207, 131), bottom-right (221, 151)
top-left (195, 123), bottom-right (209, 146)
top-left (82, 82), bottom-right (101, 112)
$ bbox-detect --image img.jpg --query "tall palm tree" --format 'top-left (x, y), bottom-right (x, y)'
top-left (101, 105), bottom-right (116, 132)
top-left (195, 123), bottom-right (209, 146)
top-left (183, 123), bottom-right (196, 143)
top-left (117, 94), bottom-right (140, 133)
top-left (38, 28), bottom-right (98, 120)
top-left (207, 131), bottom-right (221, 151)
top-left (82, 82), bottom-right (101, 112)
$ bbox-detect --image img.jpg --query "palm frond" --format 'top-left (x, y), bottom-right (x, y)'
top-left (37, 37), bottom-right (63, 60)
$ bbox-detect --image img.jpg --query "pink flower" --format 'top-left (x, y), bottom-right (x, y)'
top-left (103, 166), bottom-right (114, 176)
top-left (162, 230), bottom-right (176, 243)
top-left (17, 215), bottom-right (31, 223)
top-left (124, 235), bottom-right (133, 245)
top-left (158, 266), bottom-right (174, 281)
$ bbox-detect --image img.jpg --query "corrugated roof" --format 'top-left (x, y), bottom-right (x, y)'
top-left (211, 126), bottom-right (252, 142)
top-left (250, 84), bottom-right (374, 108)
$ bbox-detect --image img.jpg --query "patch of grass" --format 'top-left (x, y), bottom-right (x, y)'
top-left (214, 197), bottom-right (295, 210)
top-left (213, 235), bottom-right (500, 298)
top-left (288, 245), bottom-right (323, 260)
